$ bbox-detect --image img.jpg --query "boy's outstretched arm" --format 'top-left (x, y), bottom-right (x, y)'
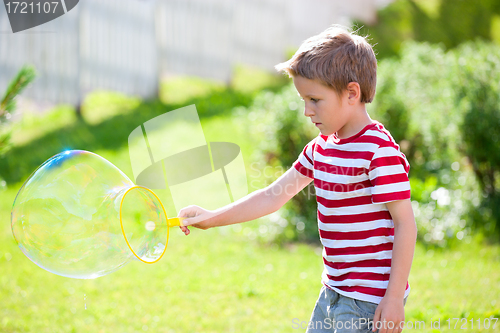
top-left (372, 198), bottom-right (417, 333)
top-left (177, 167), bottom-right (313, 235)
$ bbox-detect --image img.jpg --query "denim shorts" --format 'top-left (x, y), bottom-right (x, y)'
top-left (305, 285), bottom-right (408, 333)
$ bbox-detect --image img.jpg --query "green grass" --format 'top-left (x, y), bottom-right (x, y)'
top-left (1, 80), bottom-right (500, 332)
top-left (2, 177), bottom-right (500, 332)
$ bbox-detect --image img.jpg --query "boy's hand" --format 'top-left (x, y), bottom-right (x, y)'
top-left (177, 205), bottom-right (216, 235)
top-left (372, 295), bottom-right (405, 333)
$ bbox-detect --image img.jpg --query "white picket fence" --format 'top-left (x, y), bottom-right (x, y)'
top-left (0, 0), bottom-right (389, 107)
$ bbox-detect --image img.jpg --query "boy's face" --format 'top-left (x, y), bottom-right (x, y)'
top-left (292, 75), bottom-right (350, 137)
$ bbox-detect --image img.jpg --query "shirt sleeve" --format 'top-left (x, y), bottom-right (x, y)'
top-left (292, 137), bottom-right (317, 179)
top-left (368, 144), bottom-right (411, 204)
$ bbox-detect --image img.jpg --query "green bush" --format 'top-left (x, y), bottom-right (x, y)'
top-left (453, 41), bottom-right (500, 237)
top-left (356, 0), bottom-right (500, 59)
top-left (239, 85), bottom-right (319, 243)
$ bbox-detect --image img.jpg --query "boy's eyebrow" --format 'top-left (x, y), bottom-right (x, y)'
top-left (297, 93), bottom-right (320, 98)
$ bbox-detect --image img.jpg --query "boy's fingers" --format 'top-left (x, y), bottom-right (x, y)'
top-left (181, 216), bottom-right (202, 226)
top-left (378, 317), bottom-right (387, 333)
top-left (372, 310), bottom-right (381, 332)
top-left (179, 226), bottom-right (190, 235)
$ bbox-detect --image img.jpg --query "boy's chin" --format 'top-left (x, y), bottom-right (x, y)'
top-left (319, 129), bottom-right (335, 136)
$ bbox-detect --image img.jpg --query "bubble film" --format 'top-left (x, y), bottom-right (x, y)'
top-left (11, 150), bottom-right (170, 279)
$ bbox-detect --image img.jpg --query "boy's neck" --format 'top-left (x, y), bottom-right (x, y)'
top-left (336, 105), bottom-right (374, 139)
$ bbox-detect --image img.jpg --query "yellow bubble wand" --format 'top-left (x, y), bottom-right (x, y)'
top-left (119, 185), bottom-right (185, 264)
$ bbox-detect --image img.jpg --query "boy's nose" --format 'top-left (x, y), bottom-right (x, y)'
top-left (304, 106), bottom-right (314, 117)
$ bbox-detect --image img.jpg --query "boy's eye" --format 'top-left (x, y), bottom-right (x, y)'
top-left (299, 97), bottom-right (319, 103)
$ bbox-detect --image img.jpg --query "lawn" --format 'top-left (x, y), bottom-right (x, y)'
top-left (2, 178), bottom-right (500, 332)
top-left (1, 79), bottom-right (499, 332)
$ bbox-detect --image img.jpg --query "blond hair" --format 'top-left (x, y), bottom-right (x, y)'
top-left (275, 25), bottom-right (377, 103)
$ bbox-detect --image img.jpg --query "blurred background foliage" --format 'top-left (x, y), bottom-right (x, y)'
top-left (0, 66), bottom-right (36, 157)
top-left (355, 0), bottom-right (500, 59)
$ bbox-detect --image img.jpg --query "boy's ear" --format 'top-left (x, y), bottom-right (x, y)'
top-left (346, 82), bottom-right (361, 105)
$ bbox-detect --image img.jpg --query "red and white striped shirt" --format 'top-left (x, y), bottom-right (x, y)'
top-left (293, 121), bottom-right (411, 304)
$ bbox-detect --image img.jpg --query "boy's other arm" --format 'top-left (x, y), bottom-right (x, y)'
top-left (372, 198), bottom-right (417, 333)
top-left (178, 167), bottom-right (313, 233)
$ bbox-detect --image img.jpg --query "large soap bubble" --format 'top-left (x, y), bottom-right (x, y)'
top-left (11, 150), bottom-right (183, 279)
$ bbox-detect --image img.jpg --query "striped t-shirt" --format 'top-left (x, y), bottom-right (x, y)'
top-left (293, 120), bottom-right (411, 304)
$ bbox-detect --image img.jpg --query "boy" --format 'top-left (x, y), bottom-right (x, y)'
top-left (178, 25), bottom-right (417, 333)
